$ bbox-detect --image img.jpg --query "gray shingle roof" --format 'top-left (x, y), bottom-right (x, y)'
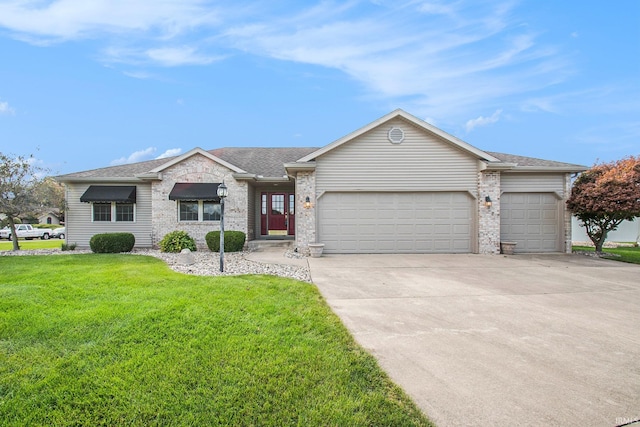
top-left (209, 147), bottom-right (318, 177)
top-left (56, 147), bottom-right (319, 181)
top-left (487, 152), bottom-right (586, 170)
top-left (55, 146), bottom-right (586, 182)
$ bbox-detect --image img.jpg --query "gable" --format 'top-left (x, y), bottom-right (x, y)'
top-left (314, 117), bottom-right (479, 193)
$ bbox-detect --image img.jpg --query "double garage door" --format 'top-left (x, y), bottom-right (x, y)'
top-left (500, 193), bottom-right (561, 253)
top-left (318, 192), bottom-right (473, 254)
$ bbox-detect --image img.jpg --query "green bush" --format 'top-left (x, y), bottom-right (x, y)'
top-left (89, 233), bottom-right (135, 253)
top-left (205, 231), bottom-right (246, 252)
top-left (61, 242), bottom-right (77, 251)
top-left (159, 230), bottom-right (197, 253)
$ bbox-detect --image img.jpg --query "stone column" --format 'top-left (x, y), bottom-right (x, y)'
top-left (563, 173), bottom-right (573, 253)
top-left (478, 171), bottom-right (501, 254)
top-left (295, 171), bottom-right (316, 255)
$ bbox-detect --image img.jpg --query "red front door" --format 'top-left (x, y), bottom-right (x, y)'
top-left (261, 192), bottom-right (295, 236)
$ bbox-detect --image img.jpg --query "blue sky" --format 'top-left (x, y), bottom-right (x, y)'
top-left (0, 0), bottom-right (638, 175)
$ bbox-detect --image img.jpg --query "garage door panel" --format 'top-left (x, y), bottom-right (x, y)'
top-left (501, 193), bottom-right (560, 253)
top-left (319, 192), bottom-right (473, 253)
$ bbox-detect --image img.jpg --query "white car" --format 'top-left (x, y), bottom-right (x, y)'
top-left (51, 227), bottom-right (66, 239)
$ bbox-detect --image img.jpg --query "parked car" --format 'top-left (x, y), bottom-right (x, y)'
top-left (51, 227), bottom-right (66, 239)
top-left (0, 224), bottom-right (53, 240)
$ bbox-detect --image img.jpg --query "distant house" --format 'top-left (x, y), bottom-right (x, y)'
top-left (55, 109), bottom-right (586, 254)
top-left (38, 210), bottom-right (62, 225)
top-left (572, 217), bottom-right (640, 244)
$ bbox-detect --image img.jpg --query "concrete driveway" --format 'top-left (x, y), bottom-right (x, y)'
top-left (307, 253), bottom-right (640, 427)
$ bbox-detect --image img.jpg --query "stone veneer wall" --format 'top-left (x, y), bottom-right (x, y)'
top-left (150, 154), bottom-right (248, 249)
top-left (294, 171), bottom-right (316, 255)
top-left (478, 171), bottom-right (501, 254)
top-left (562, 173), bottom-right (573, 253)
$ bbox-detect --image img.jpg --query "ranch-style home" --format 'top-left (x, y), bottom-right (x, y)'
top-left (56, 109), bottom-right (586, 255)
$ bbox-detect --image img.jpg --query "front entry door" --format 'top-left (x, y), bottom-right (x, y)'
top-left (261, 192), bottom-right (295, 236)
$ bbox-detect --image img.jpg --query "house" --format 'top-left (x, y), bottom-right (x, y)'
top-left (572, 217), bottom-right (640, 244)
top-left (38, 209), bottom-right (62, 225)
top-left (55, 109), bottom-right (587, 254)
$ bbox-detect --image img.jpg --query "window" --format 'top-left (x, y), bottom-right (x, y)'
top-left (179, 200), bottom-right (221, 222)
top-left (92, 202), bottom-right (135, 222)
top-left (116, 203), bottom-right (134, 222)
top-left (179, 201), bottom-right (199, 221)
top-left (203, 202), bottom-right (221, 221)
top-left (93, 203), bottom-right (112, 222)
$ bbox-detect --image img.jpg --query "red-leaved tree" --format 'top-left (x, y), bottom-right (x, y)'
top-left (567, 155), bottom-right (640, 253)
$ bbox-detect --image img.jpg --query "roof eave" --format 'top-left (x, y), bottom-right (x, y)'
top-left (480, 161), bottom-right (517, 171)
top-left (135, 172), bottom-right (162, 180)
top-left (504, 166), bottom-right (588, 173)
top-left (54, 176), bottom-right (144, 184)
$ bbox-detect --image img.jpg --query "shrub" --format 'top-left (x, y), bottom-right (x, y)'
top-left (205, 231), bottom-right (246, 252)
top-left (89, 233), bottom-right (135, 253)
top-left (159, 230), bottom-right (197, 253)
top-left (61, 242), bottom-right (77, 251)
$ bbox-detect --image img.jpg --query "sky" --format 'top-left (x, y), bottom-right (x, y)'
top-left (0, 0), bottom-right (638, 176)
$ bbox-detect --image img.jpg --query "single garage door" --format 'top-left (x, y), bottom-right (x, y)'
top-left (501, 193), bottom-right (561, 253)
top-left (318, 192), bottom-right (473, 254)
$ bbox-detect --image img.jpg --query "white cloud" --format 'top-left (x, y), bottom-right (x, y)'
top-left (0, 0), bottom-right (575, 125)
top-left (0, 100), bottom-right (16, 115)
top-left (0, 0), bottom-right (220, 41)
top-left (122, 70), bottom-right (153, 79)
top-left (111, 147), bottom-right (156, 165)
top-left (465, 109), bottom-right (503, 132)
top-left (417, 1), bottom-right (459, 16)
top-left (145, 46), bottom-right (220, 66)
top-left (223, 1), bottom-right (568, 123)
top-left (156, 148), bottom-right (182, 159)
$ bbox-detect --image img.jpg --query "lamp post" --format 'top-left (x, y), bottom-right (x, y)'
top-left (217, 182), bottom-right (228, 272)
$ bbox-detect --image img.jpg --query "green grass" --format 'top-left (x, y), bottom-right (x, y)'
top-left (573, 245), bottom-right (640, 264)
top-left (0, 240), bottom-right (64, 251)
top-left (0, 254), bottom-right (432, 427)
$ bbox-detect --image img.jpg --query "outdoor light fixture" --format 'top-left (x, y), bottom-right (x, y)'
top-left (217, 182), bottom-right (228, 272)
top-left (485, 196), bottom-right (492, 209)
top-left (303, 196), bottom-right (312, 209)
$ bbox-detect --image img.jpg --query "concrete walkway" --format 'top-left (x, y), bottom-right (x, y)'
top-left (307, 253), bottom-right (640, 427)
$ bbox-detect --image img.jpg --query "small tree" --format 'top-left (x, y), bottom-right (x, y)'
top-left (0, 152), bottom-right (46, 251)
top-left (567, 156), bottom-right (640, 253)
top-left (33, 176), bottom-right (66, 220)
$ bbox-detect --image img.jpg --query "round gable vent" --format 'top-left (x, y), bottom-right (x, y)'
top-left (388, 126), bottom-right (405, 144)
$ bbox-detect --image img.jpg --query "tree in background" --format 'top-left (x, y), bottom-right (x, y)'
top-left (33, 176), bottom-right (66, 221)
top-left (0, 152), bottom-right (46, 251)
top-left (567, 156), bottom-right (640, 253)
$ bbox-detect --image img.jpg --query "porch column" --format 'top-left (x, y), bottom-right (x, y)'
top-left (478, 171), bottom-right (501, 254)
top-left (295, 170), bottom-right (317, 255)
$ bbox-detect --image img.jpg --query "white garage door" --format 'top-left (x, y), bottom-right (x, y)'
top-left (318, 192), bottom-right (473, 254)
top-left (501, 193), bottom-right (561, 253)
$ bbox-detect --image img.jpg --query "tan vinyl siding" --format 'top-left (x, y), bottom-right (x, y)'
top-left (315, 118), bottom-right (478, 193)
top-left (500, 173), bottom-right (565, 194)
top-left (65, 182), bottom-right (153, 248)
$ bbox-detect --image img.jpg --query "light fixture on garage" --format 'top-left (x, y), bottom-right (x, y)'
top-left (303, 196), bottom-right (312, 209)
top-left (485, 196), bottom-right (492, 208)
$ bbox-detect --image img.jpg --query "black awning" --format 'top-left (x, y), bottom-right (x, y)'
top-left (80, 185), bottom-right (137, 203)
top-left (168, 183), bottom-right (221, 201)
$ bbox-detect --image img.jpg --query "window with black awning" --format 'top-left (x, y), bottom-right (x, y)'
top-left (80, 185), bottom-right (137, 203)
top-left (168, 183), bottom-right (221, 201)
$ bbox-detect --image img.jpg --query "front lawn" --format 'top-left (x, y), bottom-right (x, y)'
top-left (0, 240), bottom-right (64, 251)
top-left (573, 245), bottom-right (640, 264)
top-left (0, 254), bottom-right (432, 426)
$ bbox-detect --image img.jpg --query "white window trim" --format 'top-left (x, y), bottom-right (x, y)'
top-left (177, 200), bottom-right (221, 222)
top-left (91, 202), bottom-right (137, 223)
